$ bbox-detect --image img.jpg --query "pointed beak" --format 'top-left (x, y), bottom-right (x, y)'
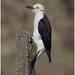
top-left (26, 6), bottom-right (34, 9)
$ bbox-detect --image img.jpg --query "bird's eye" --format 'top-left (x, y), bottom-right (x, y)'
top-left (35, 6), bottom-right (40, 9)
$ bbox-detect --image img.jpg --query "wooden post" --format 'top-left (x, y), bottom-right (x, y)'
top-left (16, 31), bottom-right (36, 75)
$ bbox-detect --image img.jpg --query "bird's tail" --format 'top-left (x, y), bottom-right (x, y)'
top-left (46, 50), bottom-right (51, 63)
top-left (48, 54), bottom-right (51, 63)
top-left (30, 51), bottom-right (40, 73)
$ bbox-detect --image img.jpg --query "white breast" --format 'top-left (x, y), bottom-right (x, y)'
top-left (33, 12), bottom-right (45, 51)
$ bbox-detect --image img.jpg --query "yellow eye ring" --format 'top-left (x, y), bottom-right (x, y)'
top-left (35, 6), bottom-right (40, 9)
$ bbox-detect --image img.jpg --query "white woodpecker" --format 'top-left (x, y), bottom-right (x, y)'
top-left (26, 3), bottom-right (52, 73)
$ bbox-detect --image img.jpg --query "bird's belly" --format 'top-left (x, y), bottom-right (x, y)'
top-left (33, 30), bottom-right (45, 51)
top-left (33, 30), bottom-right (40, 39)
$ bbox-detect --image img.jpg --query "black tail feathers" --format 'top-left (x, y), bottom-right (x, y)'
top-left (46, 50), bottom-right (51, 63)
top-left (30, 56), bottom-right (36, 73)
top-left (48, 54), bottom-right (51, 63)
top-left (30, 51), bottom-right (40, 73)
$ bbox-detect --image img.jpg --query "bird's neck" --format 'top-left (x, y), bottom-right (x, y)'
top-left (34, 11), bottom-right (44, 22)
top-left (33, 11), bottom-right (44, 35)
top-left (35, 11), bottom-right (44, 16)
top-left (34, 11), bottom-right (44, 28)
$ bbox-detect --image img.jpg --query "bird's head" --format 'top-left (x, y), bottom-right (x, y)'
top-left (26, 4), bottom-right (45, 14)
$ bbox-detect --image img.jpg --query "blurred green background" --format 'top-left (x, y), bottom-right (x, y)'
top-left (2, 0), bottom-right (74, 75)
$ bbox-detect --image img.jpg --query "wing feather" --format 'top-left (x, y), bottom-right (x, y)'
top-left (38, 15), bottom-right (52, 50)
top-left (38, 15), bottom-right (52, 62)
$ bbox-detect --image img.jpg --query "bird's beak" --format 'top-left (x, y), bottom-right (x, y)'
top-left (26, 6), bottom-right (34, 9)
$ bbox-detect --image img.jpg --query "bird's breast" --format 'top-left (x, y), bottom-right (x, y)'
top-left (32, 13), bottom-right (44, 49)
top-left (33, 16), bottom-right (42, 40)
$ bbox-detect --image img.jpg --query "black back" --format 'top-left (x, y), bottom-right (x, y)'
top-left (38, 14), bottom-right (52, 62)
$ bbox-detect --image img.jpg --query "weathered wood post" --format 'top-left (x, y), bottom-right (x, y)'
top-left (16, 31), bottom-right (36, 75)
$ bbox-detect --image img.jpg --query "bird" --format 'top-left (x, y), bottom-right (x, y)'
top-left (26, 3), bottom-right (52, 73)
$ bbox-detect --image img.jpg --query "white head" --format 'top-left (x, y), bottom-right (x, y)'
top-left (26, 4), bottom-right (45, 14)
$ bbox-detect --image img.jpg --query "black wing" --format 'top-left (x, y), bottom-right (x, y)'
top-left (38, 15), bottom-right (52, 62)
